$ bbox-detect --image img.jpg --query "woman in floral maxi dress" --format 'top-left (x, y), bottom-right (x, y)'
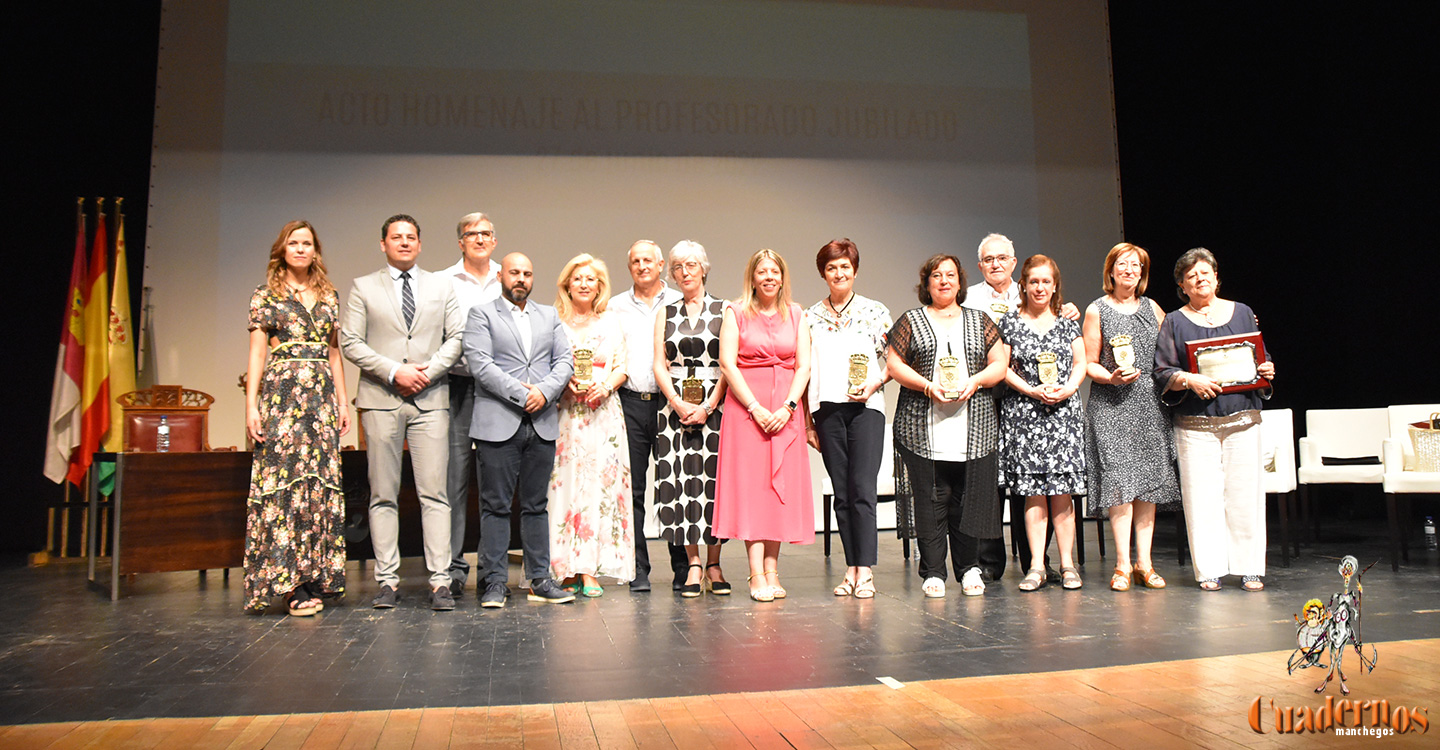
top-left (244, 220), bottom-right (350, 615)
top-left (548, 254), bottom-right (634, 596)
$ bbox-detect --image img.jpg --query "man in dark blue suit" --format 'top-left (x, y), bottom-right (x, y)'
top-left (465, 252), bottom-right (575, 608)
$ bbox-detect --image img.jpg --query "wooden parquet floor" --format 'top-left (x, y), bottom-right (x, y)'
top-left (3, 639), bottom-right (1435, 748)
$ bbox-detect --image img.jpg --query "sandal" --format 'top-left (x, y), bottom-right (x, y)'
top-left (1242, 575), bottom-right (1264, 592)
top-left (680, 564), bottom-right (703, 598)
top-left (764, 569), bottom-right (786, 599)
top-left (833, 579), bottom-right (855, 597)
top-left (1110, 568), bottom-right (1132, 592)
top-left (705, 563), bottom-right (732, 595)
top-left (1060, 567), bottom-right (1083, 590)
top-left (960, 568), bottom-right (985, 597)
top-left (853, 576), bottom-right (876, 599)
top-left (1018, 568), bottom-right (1046, 592)
top-left (1199, 579), bottom-right (1221, 591)
top-left (286, 587), bottom-right (321, 617)
top-left (303, 582), bottom-right (325, 611)
top-left (746, 573), bottom-right (774, 602)
top-left (1133, 568), bottom-right (1166, 589)
top-left (921, 577), bottom-right (945, 598)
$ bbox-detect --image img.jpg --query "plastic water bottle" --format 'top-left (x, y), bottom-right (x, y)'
top-left (156, 415), bottom-right (170, 453)
top-left (1425, 516), bottom-right (1437, 551)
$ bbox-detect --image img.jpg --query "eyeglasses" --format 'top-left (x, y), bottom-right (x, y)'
top-left (980, 255), bottom-right (1014, 266)
top-left (461, 230), bottom-right (495, 241)
top-left (674, 261), bottom-right (703, 273)
top-left (1114, 261), bottom-right (1142, 270)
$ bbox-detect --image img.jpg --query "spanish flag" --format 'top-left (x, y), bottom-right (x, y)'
top-left (67, 213), bottom-right (111, 487)
top-left (43, 210), bottom-right (88, 485)
top-left (104, 212), bottom-right (136, 453)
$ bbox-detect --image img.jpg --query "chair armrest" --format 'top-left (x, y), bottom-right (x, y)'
top-left (1382, 437), bottom-right (1405, 473)
top-left (1298, 437), bottom-right (1321, 469)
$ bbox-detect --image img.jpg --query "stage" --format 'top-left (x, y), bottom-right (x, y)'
top-left (2, 520), bottom-right (1436, 729)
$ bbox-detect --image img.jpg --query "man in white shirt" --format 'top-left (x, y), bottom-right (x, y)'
top-left (441, 212), bottom-right (503, 598)
top-left (962, 233), bottom-right (1078, 584)
top-left (608, 240), bottom-right (683, 592)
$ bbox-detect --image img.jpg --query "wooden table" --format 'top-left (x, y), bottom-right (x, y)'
top-left (86, 450), bottom-right (483, 600)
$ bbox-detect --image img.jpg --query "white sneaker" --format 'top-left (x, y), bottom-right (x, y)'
top-left (961, 568), bottom-right (985, 596)
top-left (922, 577), bottom-right (946, 598)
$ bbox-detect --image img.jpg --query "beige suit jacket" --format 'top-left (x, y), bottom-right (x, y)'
top-left (340, 266), bottom-right (464, 411)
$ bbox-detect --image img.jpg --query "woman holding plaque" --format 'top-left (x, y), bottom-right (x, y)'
top-left (1000, 255), bottom-right (1087, 592)
top-left (805, 239), bottom-right (891, 599)
top-left (714, 249), bottom-right (813, 602)
top-left (548, 254), bottom-right (634, 596)
top-left (885, 255), bottom-right (1007, 598)
top-left (652, 240), bottom-right (731, 597)
top-left (1082, 243), bottom-right (1181, 592)
top-left (243, 220), bottom-right (349, 615)
top-left (1155, 247), bottom-right (1274, 592)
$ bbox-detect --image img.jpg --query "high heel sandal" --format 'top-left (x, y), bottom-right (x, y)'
top-left (705, 563), bottom-right (731, 595)
top-left (833, 579), bottom-right (855, 597)
top-left (680, 564), bottom-right (704, 598)
top-left (853, 575), bottom-right (876, 599)
top-left (747, 573), bottom-right (774, 602)
top-left (1110, 567), bottom-right (1132, 592)
top-left (764, 569), bottom-right (785, 599)
top-left (1132, 567), bottom-right (1166, 589)
top-left (286, 586), bottom-right (321, 617)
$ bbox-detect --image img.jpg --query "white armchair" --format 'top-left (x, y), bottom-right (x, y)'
top-left (1297, 407), bottom-right (1389, 543)
top-left (1381, 404), bottom-right (1440, 571)
top-left (1260, 409), bottom-right (1298, 566)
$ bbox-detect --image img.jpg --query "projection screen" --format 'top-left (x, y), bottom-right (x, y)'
top-left (147, 0), bottom-right (1120, 473)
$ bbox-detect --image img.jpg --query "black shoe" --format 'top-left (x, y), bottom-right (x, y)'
top-left (430, 586), bottom-right (455, 611)
top-left (372, 585), bottom-right (398, 609)
top-left (629, 576), bottom-right (651, 593)
top-left (672, 570), bottom-right (686, 591)
top-left (480, 582), bottom-right (509, 609)
top-left (527, 578), bottom-right (577, 603)
top-left (448, 578), bottom-right (465, 599)
top-left (1045, 566), bottom-right (1061, 585)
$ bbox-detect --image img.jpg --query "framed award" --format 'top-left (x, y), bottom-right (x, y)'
top-left (847, 353), bottom-right (869, 397)
top-left (573, 348), bottom-right (594, 392)
top-left (1185, 331), bottom-right (1269, 394)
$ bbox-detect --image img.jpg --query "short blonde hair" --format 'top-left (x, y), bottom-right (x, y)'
top-left (555, 253), bottom-right (612, 320)
top-left (736, 249), bottom-right (792, 321)
top-left (668, 240), bottom-right (710, 283)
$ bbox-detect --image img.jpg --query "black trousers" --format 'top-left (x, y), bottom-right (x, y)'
top-left (476, 419), bottom-right (554, 586)
top-left (814, 402), bottom-right (883, 567)
top-left (620, 390), bottom-right (687, 584)
top-left (899, 446), bottom-right (979, 582)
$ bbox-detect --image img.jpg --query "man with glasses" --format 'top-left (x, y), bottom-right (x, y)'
top-left (963, 233), bottom-right (1078, 585)
top-left (441, 213), bottom-right (503, 599)
top-left (609, 240), bottom-right (684, 592)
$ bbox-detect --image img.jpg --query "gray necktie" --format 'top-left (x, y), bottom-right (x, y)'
top-left (400, 271), bottom-right (415, 329)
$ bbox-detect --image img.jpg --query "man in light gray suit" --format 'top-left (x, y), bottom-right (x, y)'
top-left (465, 252), bottom-right (575, 608)
top-left (341, 214), bottom-right (464, 611)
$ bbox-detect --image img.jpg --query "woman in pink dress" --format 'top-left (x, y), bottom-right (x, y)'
top-left (714, 249), bottom-right (813, 602)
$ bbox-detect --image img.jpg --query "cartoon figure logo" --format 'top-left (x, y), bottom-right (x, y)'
top-left (1287, 555), bottom-right (1379, 695)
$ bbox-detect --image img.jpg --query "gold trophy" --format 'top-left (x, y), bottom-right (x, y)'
top-left (573, 347), bottom-right (594, 392)
top-left (1110, 334), bottom-right (1136, 376)
top-left (681, 367), bottom-right (705, 405)
top-left (937, 355), bottom-right (962, 399)
top-left (1037, 351), bottom-right (1059, 391)
top-left (847, 353), bottom-right (869, 397)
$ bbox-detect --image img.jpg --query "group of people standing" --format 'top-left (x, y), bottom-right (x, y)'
top-left (241, 215), bottom-right (1276, 616)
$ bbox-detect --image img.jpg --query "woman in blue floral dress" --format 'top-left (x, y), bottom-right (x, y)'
top-left (243, 220), bottom-right (350, 615)
top-left (999, 255), bottom-right (1087, 592)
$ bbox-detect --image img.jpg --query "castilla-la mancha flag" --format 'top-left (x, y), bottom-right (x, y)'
top-left (44, 216), bottom-right (88, 484)
top-left (67, 216), bottom-right (111, 486)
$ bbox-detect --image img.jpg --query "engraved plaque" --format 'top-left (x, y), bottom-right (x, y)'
top-left (1110, 334), bottom-right (1136, 374)
top-left (1037, 351), bottom-right (1059, 387)
top-left (847, 353), bottom-right (869, 397)
top-left (681, 373), bottom-right (705, 405)
top-left (937, 355), bottom-right (962, 399)
top-left (573, 348), bottom-right (594, 392)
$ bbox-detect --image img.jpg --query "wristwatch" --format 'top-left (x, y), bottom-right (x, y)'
top-left (784, 399), bottom-right (798, 411)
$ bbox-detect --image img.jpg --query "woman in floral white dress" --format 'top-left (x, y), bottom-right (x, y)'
top-left (548, 254), bottom-right (634, 596)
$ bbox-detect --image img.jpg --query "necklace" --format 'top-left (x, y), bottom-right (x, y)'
top-left (928, 304), bottom-right (960, 319)
top-left (827, 292), bottom-right (855, 316)
top-left (1186, 302), bottom-right (1217, 325)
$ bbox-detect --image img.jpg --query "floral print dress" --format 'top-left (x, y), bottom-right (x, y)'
top-left (244, 285), bottom-right (346, 611)
top-left (998, 313), bottom-right (1086, 496)
top-left (548, 313), bottom-right (635, 582)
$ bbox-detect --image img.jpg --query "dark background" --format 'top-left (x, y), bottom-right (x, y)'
top-left (5, 2), bottom-right (1431, 559)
